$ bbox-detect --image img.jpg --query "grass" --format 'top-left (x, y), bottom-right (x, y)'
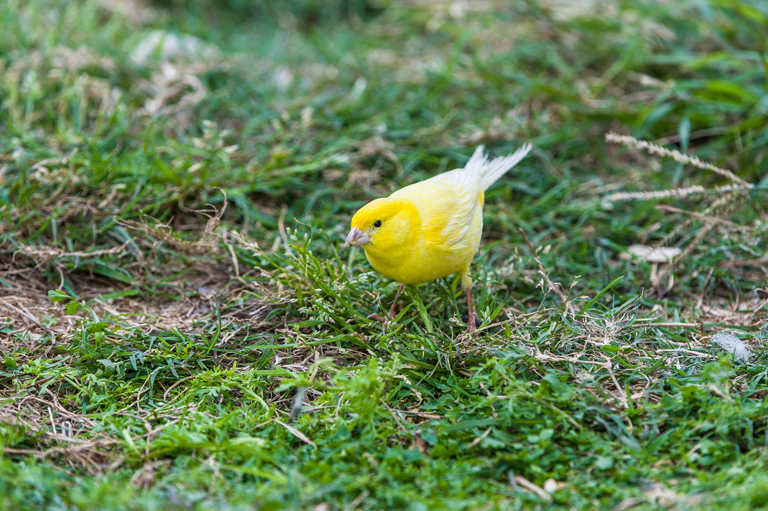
top-left (1, 0), bottom-right (767, 509)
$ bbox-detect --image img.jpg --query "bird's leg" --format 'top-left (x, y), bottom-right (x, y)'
top-left (366, 312), bottom-right (389, 324)
top-left (465, 287), bottom-right (478, 334)
top-left (460, 269), bottom-right (477, 335)
top-left (388, 284), bottom-right (405, 320)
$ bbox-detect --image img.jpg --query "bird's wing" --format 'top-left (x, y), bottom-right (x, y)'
top-left (391, 169), bottom-right (482, 249)
top-left (388, 145), bottom-right (531, 250)
top-left (468, 144), bottom-right (532, 191)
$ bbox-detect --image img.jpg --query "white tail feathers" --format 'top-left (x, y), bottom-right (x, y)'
top-left (466, 143), bottom-right (533, 191)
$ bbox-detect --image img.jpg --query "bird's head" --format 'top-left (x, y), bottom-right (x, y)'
top-left (344, 198), bottom-right (417, 251)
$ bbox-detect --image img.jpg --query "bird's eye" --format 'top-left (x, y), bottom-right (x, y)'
top-left (373, 220), bottom-right (382, 228)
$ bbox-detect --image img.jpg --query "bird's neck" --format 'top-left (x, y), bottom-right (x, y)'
top-left (364, 240), bottom-right (414, 271)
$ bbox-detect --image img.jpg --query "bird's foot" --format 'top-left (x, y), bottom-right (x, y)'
top-left (367, 312), bottom-right (393, 334)
top-left (465, 311), bottom-right (478, 335)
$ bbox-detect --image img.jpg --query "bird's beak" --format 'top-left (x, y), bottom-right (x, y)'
top-left (344, 226), bottom-right (370, 247)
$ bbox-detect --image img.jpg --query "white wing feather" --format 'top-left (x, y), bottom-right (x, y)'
top-left (466, 143), bottom-right (533, 191)
top-left (436, 143), bottom-right (531, 245)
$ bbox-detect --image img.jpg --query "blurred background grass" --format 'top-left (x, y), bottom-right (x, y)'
top-left (1, 0), bottom-right (767, 509)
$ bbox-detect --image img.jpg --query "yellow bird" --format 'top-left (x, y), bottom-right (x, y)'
top-left (344, 144), bottom-right (532, 333)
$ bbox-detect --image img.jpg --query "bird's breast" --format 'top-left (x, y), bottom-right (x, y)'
top-left (363, 234), bottom-right (479, 286)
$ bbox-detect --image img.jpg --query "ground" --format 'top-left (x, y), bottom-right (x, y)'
top-left (1, 0), bottom-right (768, 509)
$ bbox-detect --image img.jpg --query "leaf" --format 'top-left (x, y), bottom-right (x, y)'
top-left (439, 419), bottom-right (499, 434)
top-left (88, 263), bottom-right (135, 284)
top-left (678, 117), bottom-right (691, 151)
top-left (575, 276), bottom-right (624, 318)
top-left (168, 359), bottom-right (179, 378)
top-left (596, 456), bottom-right (614, 470)
top-left (65, 300), bottom-right (81, 315)
top-left (86, 321), bottom-right (109, 334)
top-left (541, 372), bottom-right (573, 399)
top-left (48, 290), bottom-right (71, 303)
top-left (4, 355), bottom-right (17, 371)
top-left (703, 80), bottom-right (759, 104)
top-left (227, 436), bottom-right (267, 449)
top-left (275, 419), bottom-right (316, 449)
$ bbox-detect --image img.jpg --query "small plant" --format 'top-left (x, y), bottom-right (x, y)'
top-left (48, 289), bottom-right (110, 343)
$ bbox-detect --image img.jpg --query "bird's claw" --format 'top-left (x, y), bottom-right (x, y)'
top-left (367, 312), bottom-right (393, 334)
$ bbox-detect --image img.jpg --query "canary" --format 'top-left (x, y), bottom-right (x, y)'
top-left (344, 143), bottom-right (532, 333)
